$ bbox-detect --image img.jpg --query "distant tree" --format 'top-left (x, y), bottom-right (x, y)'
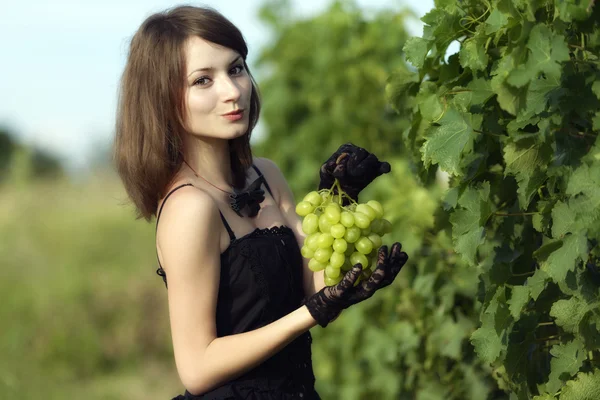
top-left (0, 126), bottom-right (64, 182)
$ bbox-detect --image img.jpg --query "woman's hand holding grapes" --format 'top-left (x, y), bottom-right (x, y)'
top-left (304, 243), bottom-right (408, 327)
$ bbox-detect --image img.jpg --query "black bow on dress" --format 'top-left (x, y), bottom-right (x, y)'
top-left (229, 175), bottom-right (266, 217)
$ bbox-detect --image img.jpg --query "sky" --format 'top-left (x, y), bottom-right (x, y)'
top-left (0, 0), bottom-right (434, 171)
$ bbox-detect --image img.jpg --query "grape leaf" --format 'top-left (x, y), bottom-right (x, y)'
top-left (541, 232), bottom-right (587, 283)
top-left (507, 24), bottom-right (570, 88)
top-left (508, 285), bottom-right (530, 319)
top-left (545, 340), bottom-right (586, 393)
top-left (460, 35), bottom-right (489, 72)
top-left (404, 37), bottom-right (430, 69)
top-left (526, 269), bottom-right (548, 301)
top-left (471, 307), bottom-right (503, 364)
top-left (421, 108), bottom-right (480, 176)
top-left (450, 182), bottom-right (491, 264)
top-left (559, 369), bottom-right (600, 400)
top-left (503, 139), bottom-right (551, 208)
top-left (521, 75), bottom-right (562, 120)
top-left (549, 296), bottom-right (588, 333)
top-left (484, 8), bottom-right (509, 35)
top-left (491, 54), bottom-right (527, 115)
top-left (551, 200), bottom-right (576, 238)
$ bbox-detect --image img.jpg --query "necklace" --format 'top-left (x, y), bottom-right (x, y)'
top-left (182, 159), bottom-right (265, 218)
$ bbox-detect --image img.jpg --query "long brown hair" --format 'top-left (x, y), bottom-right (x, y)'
top-left (114, 5), bottom-right (261, 221)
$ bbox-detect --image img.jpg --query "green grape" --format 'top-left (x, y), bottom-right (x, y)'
top-left (317, 233), bottom-right (334, 248)
top-left (330, 223), bottom-right (346, 239)
top-left (355, 237), bottom-right (373, 254)
top-left (301, 246), bottom-right (314, 258)
top-left (302, 213), bottom-right (319, 235)
top-left (353, 212), bottom-right (371, 229)
top-left (361, 267), bottom-right (373, 280)
top-left (341, 260), bottom-right (353, 271)
top-left (350, 252), bottom-right (369, 269)
top-left (296, 201), bottom-right (314, 217)
top-left (380, 219), bottom-right (393, 234)
top-left (366, 200), bottom-right (384, 218)
top-left (331, 195), bottom-right (341, 204)
top-left (344, 226), bottom-right (361, 243)
top-left (325, 265), bottom-right (341, 278)
top-left (340, 211), bottom-right (354, 228)
top-left (304, 191), bottom-right (323, 206)
top-left (367, 233), bottom-right (382, 248)
top-left (308, 258), bottom-right (326, 272)
top-left (305, 232), bottom-right (320, 251)
top-left (325, 203), bottom-right (341, 224)
top-left (356, 204), bottom-right (377, 221)
top-left (324, 274), bottom-right (343, 286)
top-left (314, 247), bottom-right (333, 263)
top-left (361, 226), bottom-right (371, 236)
top-left (332, 238), bottom-right (347, 253)
top-left (344, 242), bottom-right (355, 256)
top-left (330, 252), bottom-right (345, 268)
top-left (318, 214), bottom-right (333, 233)
top-left (370, 218), bottom-right (383, 235)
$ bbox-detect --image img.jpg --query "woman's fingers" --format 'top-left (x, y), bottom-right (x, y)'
top-left (337, 264), bottom-right (363, 292)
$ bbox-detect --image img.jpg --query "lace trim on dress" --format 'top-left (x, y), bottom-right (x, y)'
top-left (156, 225), bottom-right (293, 286)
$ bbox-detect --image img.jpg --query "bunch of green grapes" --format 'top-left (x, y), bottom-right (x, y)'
top-left (295, 180), bottom-right (392, 286)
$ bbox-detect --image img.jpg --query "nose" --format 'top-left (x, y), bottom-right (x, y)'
top-left (219, 75), bottom-right (242, 103)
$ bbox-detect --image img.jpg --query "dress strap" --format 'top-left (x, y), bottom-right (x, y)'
top-left (154, 183), bottom-right (194, 288)
top-left (155, 184), bottom-right (193, 232)
top-left (219, 212), bottom-right (236, 242)
top-left (251, 164), bottom-right (273, 198)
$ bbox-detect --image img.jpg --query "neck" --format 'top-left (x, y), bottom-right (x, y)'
top-left (182, 136), bottom-right (234, 190)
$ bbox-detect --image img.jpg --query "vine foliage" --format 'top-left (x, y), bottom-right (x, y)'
top-left (388, 0), bottom-right (600, 398)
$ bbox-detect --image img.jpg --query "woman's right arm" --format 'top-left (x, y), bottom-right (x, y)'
top-left (156, 188), bottom-right (318, 396)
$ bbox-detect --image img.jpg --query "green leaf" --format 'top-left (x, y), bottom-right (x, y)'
top-left (404, 37), bottom-right (430, 69)
top-left (484, 8), bottom-right (509, 35)
top-left (591, 81), bottom-right (600, 101)
top-left (421, 108), bottom-right (478, 176)
top-left (521, 75), bottom-right (562, 119)
top-left (541, 232), bottom-right (587, 283)
top-left (507, 24), bottom-right (570, 88)
top-left (491, 53), bottom-right (527, 115)
top-left (555, 0), bottom-right (595, 22)
top-left (459, 36), bottom-right (489, 72)
top-left (508, 285), bottom-right (530, 319)
top-left (417, 82), bottom-right (444, 122)
top-left (550, 296), bottom-right (588, 333)
top-left (526, 269), bottom-right (548, 301)
top-left (545, 340), bottom-right (587, 393)
top-left (551, 200), bottom-right (577, 238)
top-left (450, 182), bottom-right (491, 264)
top-left (471, 286), bottom-right (511, 364)
top-left (471, 310), bottom-right (503, 364)
top-left (503, 139), bottom-right (551, 208)
top-left (560, 369), bottom-right (600, 400)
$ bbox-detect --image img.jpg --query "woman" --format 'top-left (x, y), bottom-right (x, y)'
top-left (114, 5), bottom-right (408, 399)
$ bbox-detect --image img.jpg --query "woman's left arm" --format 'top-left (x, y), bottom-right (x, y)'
top-left (255, 157), bottom-right (325, 299)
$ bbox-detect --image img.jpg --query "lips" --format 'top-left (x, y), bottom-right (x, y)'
top-left (222, 109), bottom-right (244, 116)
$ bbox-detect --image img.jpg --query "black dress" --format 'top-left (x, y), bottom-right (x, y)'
top-left (155, 165), bottom-right (320, 400)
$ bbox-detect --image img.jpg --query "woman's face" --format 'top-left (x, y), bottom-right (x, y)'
top-left (182, 36), bottom-right (252, 140)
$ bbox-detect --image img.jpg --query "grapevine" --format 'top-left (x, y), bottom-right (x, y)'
top-left (388, 0), bottom-right (600, 397)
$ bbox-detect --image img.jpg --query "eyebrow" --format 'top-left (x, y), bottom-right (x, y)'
top-left (187, 55), bottom-right (243, 77)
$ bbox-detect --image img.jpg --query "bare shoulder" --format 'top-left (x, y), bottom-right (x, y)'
top-left (156, 185), bottom-right (222, 274)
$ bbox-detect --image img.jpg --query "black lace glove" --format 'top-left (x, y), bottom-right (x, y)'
top-left (304, 243), bottom-right (408, 327)
top-left (318, 143), bottom-right (391, 206)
